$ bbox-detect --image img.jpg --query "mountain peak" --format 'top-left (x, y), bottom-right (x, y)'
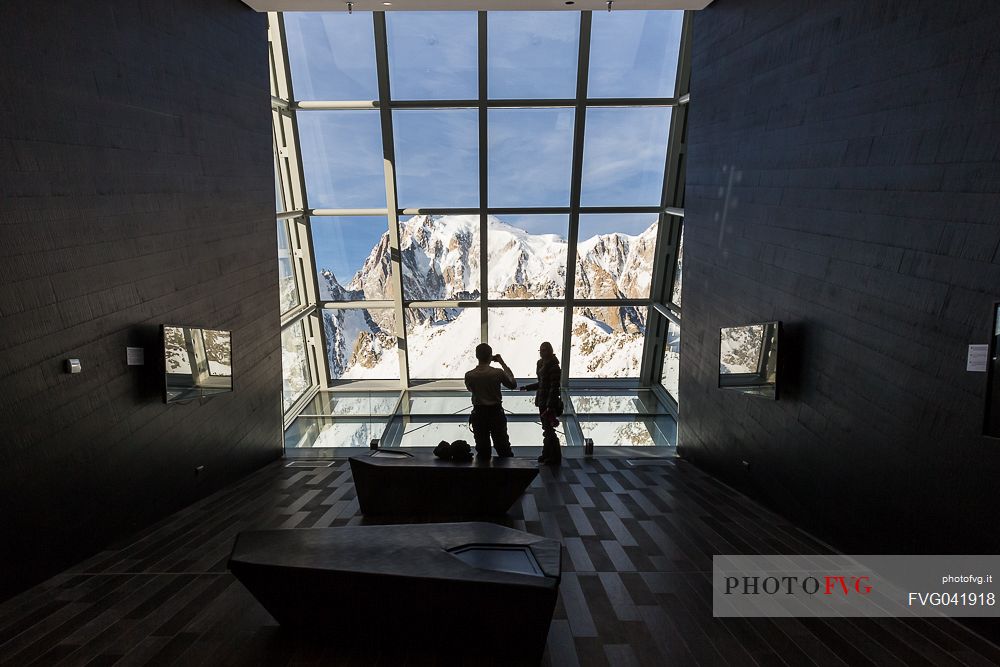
top-left (319, 214), bottom-right (656, 303)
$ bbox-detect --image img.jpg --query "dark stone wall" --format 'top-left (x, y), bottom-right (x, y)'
top-left (0, 1), bottom-right (280, 600)
top-left (681, 0), bottom-right (1000, 553)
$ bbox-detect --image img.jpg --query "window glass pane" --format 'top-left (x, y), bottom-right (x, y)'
top-left (671, 223), bottom-right (683, 307)
top-left (312, 216), bottom-right (392, 300)
top-left (405, 308), bottom-right (480, 379)
top-left (268, 41), bottom-right (279, 99)
top-left (488, 109), bottom-right (574, 207)
top-left (570, 306), bottom-right (647, 378)
top-left (399, 214), bottom-right (480, 299)
top-left (284, 12), bottom-right (379, 101)
top-left (576, 214), bottom-right (658, 299)
top-left (298, 111), bottom-right (385, 209)
top-left (277, 112), bottom-right (302, 211)
top-left (282, 322), bottom-right (312, 411)
top-left (487, 12), bottom-right (578, 99)
top-left (323, 308), bottom-right (399, 380)
top-left (488, 215), bottom-right (568, 299)
top-left (581, 107), bottom-right (670, 206)
top-left (580, 416), bottom-right (676, 446)
top-left (588, 10), bottom-right (683, 98)
top-left (272, 112), bottom-right (289, 207)
top-left (274, 155), bottom-right (283, 212)
top-left (661, 320), bottom-right (680, 401)
top-left (386, 12), bottom-right (477, 100)
top-left (488, 307), bottom-right (565, 379)
top-left (277, 219), bottom-right (299, 313)
top-left (393, 110), bottom-right (478, 208)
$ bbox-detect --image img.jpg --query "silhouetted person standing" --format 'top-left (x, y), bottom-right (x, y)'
top-left (464, 343), bottom-right (516, 459)
top-left (522, 341), bottom-right (562, 465)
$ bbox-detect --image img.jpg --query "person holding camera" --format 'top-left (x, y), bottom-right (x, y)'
top-left (521, 341), bottom-right (563, 465)
top-left (464, 343), bottom-right (516, 459)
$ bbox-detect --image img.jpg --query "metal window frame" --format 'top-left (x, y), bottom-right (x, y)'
top-left (271, 9), bottom-right (692, 424)
top-left (284, 98), bottom-right (678, 111)
top-left (645, 9), bottom-right (693, 412)
top-left (271, 13), bottom-right (327, 415)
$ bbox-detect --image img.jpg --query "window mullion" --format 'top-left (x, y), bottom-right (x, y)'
top-left (479, 11), bottom-right (489, 346)
top-left (374, 12), bottom-right (410, 389)
top-left (560, 11), bottom-right (592, 381)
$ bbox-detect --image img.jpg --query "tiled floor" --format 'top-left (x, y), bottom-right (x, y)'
top-left (2, 456), bottom-right (999, 666)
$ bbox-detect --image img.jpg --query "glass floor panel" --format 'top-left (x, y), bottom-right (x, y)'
top-left (497, 393), bottom-right (543, 414)
top-left (577, 415), bottom-right (676, 447)
top-left (402, 394), bottom-right (474, 415)
top-left (567, 389), bottom-right (668, 415)
top-left (284, 386), bottom-right (676, 452)
top-left (384, 416), bottom-right (565, 448)
top-left (297, 391), bottom-right (400, 417)
top-left (284, 417), bottom-right (389, 448)
top-left (401, 391), bottom-right (540, 415)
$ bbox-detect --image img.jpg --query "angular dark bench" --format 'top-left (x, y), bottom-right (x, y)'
top-left (228, 522), bottom-right (561, 663)
top-left (349, 450), bottom-right (539, 517)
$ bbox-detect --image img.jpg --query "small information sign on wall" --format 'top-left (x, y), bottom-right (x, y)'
top-left (126, 346), bottom-right (145, 366)
top-left (967, 344), bottom-right (989, 372)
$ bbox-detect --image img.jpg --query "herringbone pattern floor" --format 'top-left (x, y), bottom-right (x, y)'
top-left (2, 456), bottom-right (999, 666)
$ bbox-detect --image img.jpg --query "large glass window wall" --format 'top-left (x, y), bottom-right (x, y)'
top-left (270, 9), bottom-right (690, 448)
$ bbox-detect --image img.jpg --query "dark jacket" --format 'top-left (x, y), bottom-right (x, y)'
top-left (523, 357), bottom-right (561, 410)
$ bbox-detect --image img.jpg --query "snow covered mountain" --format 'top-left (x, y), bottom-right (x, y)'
top-left (318, 214), bottom-right (656, 381)
top-left (319, 214), bottom-right (656, 305)
top-left (576, 222), bottom-right (657, 301)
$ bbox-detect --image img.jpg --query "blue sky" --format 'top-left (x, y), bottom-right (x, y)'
top-left (394, 109), bottom-right (478, 207)
top-left (284, 10), bottom-right (682, 282)
top-left (387, 13), bottom-right (478, 100)
top-left (310, 216), bottom-right (388, 285)
top-left (487, 12), bottom-right (579, 99)
top-left (489, 108), bottom-right (574, 207)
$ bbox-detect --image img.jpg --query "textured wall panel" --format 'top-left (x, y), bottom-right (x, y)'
top-left (0, 0), bottom-right (281, 600)
top-left (680, 0), bottom-right (1000, 553)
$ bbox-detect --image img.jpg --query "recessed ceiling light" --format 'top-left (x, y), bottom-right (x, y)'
top-left (383, 1), bottom-right (392, 4)
top-left (565, 1), bottom-right (575, 4)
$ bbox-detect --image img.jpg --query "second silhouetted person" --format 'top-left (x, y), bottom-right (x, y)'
top-left (521, 341), bottom-right (562, 465)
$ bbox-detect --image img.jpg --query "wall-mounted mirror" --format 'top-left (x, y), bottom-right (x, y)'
top-left (719, 321), bottom-right (781, 399)
top-left (163, 325), bottom-right (233, 403)
top-left (986, 303), bottom-right (1000, 437)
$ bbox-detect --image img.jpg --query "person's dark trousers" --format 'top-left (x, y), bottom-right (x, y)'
top-left (539, 407), bottom-right (561, 464)
top-left (470, 404), bottom-right (513, 458)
